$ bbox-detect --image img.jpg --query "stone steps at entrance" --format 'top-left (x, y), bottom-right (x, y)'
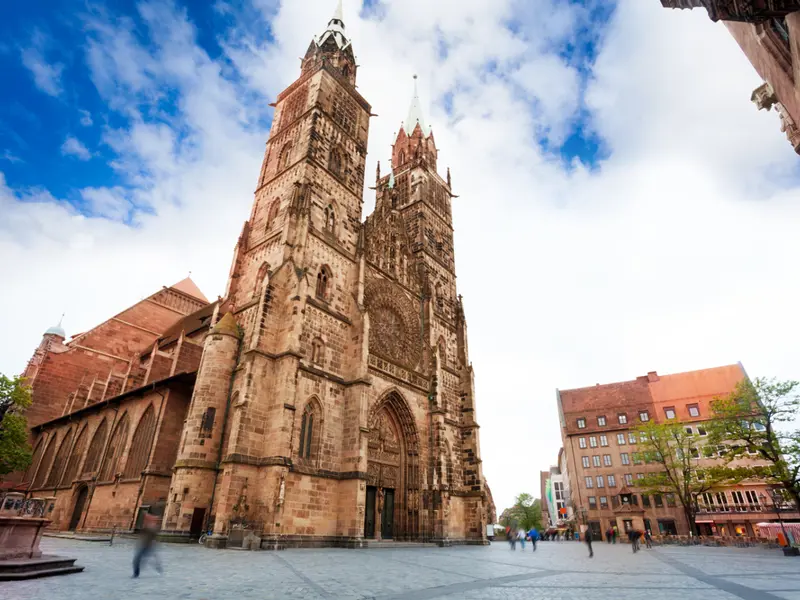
top-left (0, 555), bottom-right (85, 580)
top-left (362, 541), bottom-right (438, 549)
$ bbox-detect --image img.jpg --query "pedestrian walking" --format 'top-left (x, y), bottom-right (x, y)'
top-left (644, 529), bottom-right (653, 549)
top-left (612, 525), bottom-right (618, 544)
top-left (132, 513), bottom-right (163, 578)
top-left (585, 527), bottom-right (594, 558)
top-left (506, 527), bottom-right (516, 550)
top-left (528, 527), bottom-right (539, 551)
top-left (518, 529), bottom-right (526, 550)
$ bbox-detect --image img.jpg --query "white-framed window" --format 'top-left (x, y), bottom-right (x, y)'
top-left (600, 496), bottom-right (608, 508)
top-left (690, 447), bottom-right (700, 458)
top-left (597, 416), bottom-right (606, 426)
top-left (579, 437), bottom-right (587, 449)
top-left (639, 411), bottom-right (649, 422)
top-left (688, 404), bottom-right (700, 417)
top-left (588, 496), bottom-right (597, 509)
top-left (608, 474), bottom-right (616, 487)
top-left (585, 476), bottom-right (594, 489)
top-left (617, 433), bottom-right (626, 445)
top-left (745, 490), bottom-right (760, 506)
top-left (596, 476), bottom-right (605, 488)
top-left (593, 456), bottom-right (601, 467)
top-left (753, 422), bottom-right (766, 431)
top-left (590, 436), bottom-right (598, 448)
top-left (639, 432), bottom-right (648, 443)
top-left (603, 454), bottom-right (612, 466)
top-left (577, 418), bottom-right (586, 429)
top-left (621, 453), bottom-right (630, 465)
top-left (625, 473), bottom-right (634, 485)
top-left (637, 473), bottom-right (644, 480)
top-left (600, 435), bottom-right (609, 447)
top-left (697, 427), bottom-right (708, 437)
top-left (582, 456), bottom-right (590, 468)
top-left (632, 452), bottom-right (642, 465)
top-left (618, 414), bottom-right (628, 424)
top-left (685, 426), bottom-right (694, 435)
top-left (665, 407), bottom-right (676, 420)
top-left (628, 432), bottom-right (637, 444)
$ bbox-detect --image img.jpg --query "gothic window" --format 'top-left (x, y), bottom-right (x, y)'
top-left (45, 427), bottom-right (74, 488)
top-left (32, 434), bottom-right (58, 489)
top-left (267, 200), bottom-right (280, 229)
top-left (279, 143), bottom-right (292, 170)
top-left (329, 147), bottom-right (342, 177)
top-left (82, 419), bottom-right (108, 478)
top-left (199, 407), bottom-right (216, 440)
top-left (342, 64), bottom-right (350, 78)
top-left (324, 205), bottom-right (336, 233)
top-left (99, 413), bottom-right (130, 482)
top-left (123, 405), bottom-right (157, 479)
top-left (311, 338), bottom-right (324, 365)
top-left (315, 265), bottom-right (331, 301)
top-left (398, 150), bottom-right (405, 165)
top-left (331, 94), bottom-right (357, 136)
top-left (62, 425), bottom-right (89, 486)
top-left (298, 401), bottom-right (321, 460)
top-left (24, 438), bottom-right (45, 484)
top-left (254, 262), bottom-right (270, 299)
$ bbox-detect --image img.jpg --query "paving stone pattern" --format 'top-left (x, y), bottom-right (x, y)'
top-left (3, 538), bottom-right (800, 600)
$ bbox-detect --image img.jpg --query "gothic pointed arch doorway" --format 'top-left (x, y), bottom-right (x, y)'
top-left (69, 484), bottom-right (89, 531)
top-left (365, 391), bottom-right (421, 541)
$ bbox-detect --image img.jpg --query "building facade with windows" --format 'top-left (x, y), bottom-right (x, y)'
top-left (557, 364), bottom-right (799, 539)
top-left (661, 2), bottom-right (800, 153)
top-left (540, 449), bottom-right (573, 528)
top-left (11, 4), bottom-right (491, 548)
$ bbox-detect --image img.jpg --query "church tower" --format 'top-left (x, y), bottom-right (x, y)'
top-left (162, 2), bottom-right (487, 548)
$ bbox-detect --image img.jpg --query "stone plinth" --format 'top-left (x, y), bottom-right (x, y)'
top-left (0, 516), bottom-right (50, 560)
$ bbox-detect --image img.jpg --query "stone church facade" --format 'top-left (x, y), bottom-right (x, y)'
top-left (10, 6), bottom-right (494, 548)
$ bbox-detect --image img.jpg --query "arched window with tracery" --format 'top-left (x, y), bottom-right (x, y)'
top-left (298, 400), bottom-right (321, 460)
top-left (123, 405), bottom-right (157, 479)
top-left (82, 419), bottom-right (108, 478)
top-left (342, 63), bottom-right (350, 78)
top-left (315, 266), bottom-right (331, 301)
top-left (328, 147), bottom-right (342, 177)
top-left (398, 150), bottom-right (406, 165)
top-left (279, 143), bottom-right (292, 170)
top-left (32, 433), bottom-right (59, 489)
top-left (99, 413), bottom-right (130, 482)
top-left (62, 425), bottom-right (89, 486)
top-left (267, 200), bottom-right (280, 230)
top-left (45, 427), bottom-right (74, 488)
top-left (253, 262), bottom-right (270, 299)
top-left (24, 437), bottom-right (45, 484)
top-left (310, 337), bottom-right (324, 365)
top-left (324, 205), bottom-right (335, 233)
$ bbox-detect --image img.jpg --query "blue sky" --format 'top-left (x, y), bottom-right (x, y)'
top-left (3, 0), bottom-right (800, 512)
top-left (0, 0), bottom-right (613, 218)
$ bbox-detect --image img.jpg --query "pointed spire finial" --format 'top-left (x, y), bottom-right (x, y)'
top-left (332, 0), bottom-right (344, 23)
top-left (404, 75), bottom-right (429, 137)
top-left (58, 313), bottom-right (65, 327)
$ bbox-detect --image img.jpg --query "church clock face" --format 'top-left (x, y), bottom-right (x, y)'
top-left (364, 279), bottom-right (422, 370)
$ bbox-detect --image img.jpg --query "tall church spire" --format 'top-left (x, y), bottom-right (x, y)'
top-left (403, 75), bottom-right (431, 137)
top-left (316, 0), bottom-right (350, 50)
top-left (302, 0), bottom-right (356, 85)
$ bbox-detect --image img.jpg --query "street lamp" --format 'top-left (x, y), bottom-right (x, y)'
top-left (760, 489), bottom-right (790, 548)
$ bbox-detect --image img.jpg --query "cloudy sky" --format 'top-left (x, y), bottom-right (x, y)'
top-left (2, 0), bottom-right (799, 514)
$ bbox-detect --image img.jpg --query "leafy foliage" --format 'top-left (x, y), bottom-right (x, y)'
top-left (499, 493), bottom-right (543, 531)
top-left (0, 374), bottom-right (33, 477)
top-left (708, 377), bottom-right (800, 508)
top-left (634, 419), bottom-right (744, 534)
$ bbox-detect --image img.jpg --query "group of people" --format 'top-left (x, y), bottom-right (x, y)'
top-left (505, 526), bottom-right (539, 551)
top-left (584, 526), bottom-right (653, 557)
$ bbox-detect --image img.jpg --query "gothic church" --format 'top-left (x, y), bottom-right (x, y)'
top-left (10, 4), bottom-right (495, 548)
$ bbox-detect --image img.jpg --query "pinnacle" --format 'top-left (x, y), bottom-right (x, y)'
top-left (212, 312), bottom-right (241, 337)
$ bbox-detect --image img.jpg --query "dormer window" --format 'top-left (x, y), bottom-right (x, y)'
top-left (577, 418), bottom-right (586, 429)
top-left (597, 416), bottom-right (606, 427)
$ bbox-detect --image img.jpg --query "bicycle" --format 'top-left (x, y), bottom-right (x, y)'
top-left (198, 528), bottom-right (212, 545)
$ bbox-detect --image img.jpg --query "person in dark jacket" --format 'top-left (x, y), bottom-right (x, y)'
top-left (585, 527), bottom-right (594, 558)
top-left (132, 513), bottom-right (163, 578)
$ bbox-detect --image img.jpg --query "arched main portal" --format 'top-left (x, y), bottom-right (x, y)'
top-left (365, 391), bottom-right (421, 541)
top-left (69, 484), bottom-right (89, 531)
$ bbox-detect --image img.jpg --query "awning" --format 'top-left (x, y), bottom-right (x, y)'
top-left (695, 520), bottom-right (714, 524)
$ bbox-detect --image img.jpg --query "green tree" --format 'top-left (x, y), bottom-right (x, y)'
top-left (500, 493), bottom-right (543, 531)
top-left (0, 374), bottom-right (33, 478)
top-left (634, 419), bottom-right (743, 535)
top-left (708, 377), bottom-right (800, 510)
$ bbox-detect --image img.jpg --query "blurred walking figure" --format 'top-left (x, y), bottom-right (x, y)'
top-left (132, 513), bottom-right (162, 578)
top-left (528, 527), bottom-right (539, 551)
top-left (629, 528), bottom-right (641, 553)
top-left (585, 527), bottom-right (594, 558)
top-left (644, 529), bottom-right (653, 549)
top-left (506, 527), bottom-right (516, 550)
top-left (518, 529), bottom-right (526, 550)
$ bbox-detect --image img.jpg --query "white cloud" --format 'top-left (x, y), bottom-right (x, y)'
top-left (61, 136), bottom-right (92, 161)
top-left (79, 110), bottom-right (93, 127)
top-left (20, 30), bottom-right (64, 97)
top-left (2, 0), bottom-right (800, 515)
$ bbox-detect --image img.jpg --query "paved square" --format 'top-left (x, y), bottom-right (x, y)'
top-left (3, 538), bottom-right (799, 599)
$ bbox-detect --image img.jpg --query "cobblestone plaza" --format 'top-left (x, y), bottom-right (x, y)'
top-left (4, 538), bottom-right (799, 600)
